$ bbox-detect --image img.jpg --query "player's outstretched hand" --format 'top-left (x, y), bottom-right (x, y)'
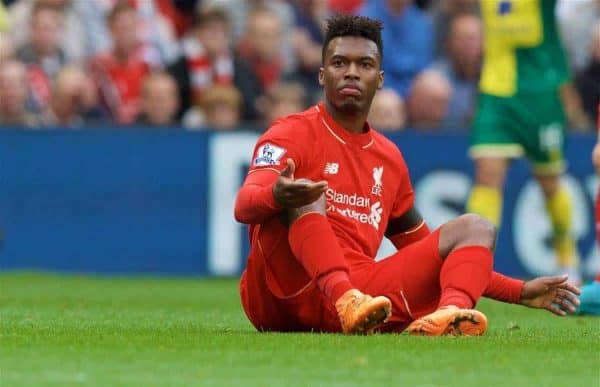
top-left (520, 275), bottom-right (581, 316)
top-left (273, 159), bottom-right (328, 208)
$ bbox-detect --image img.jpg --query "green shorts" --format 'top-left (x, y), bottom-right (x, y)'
top-left (470, 92), bottom-right (567, 175)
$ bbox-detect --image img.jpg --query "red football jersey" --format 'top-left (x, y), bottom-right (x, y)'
top-left (237, 102), bottom-right (525, 331)
top-left (245, 102), bottom-right (414, 260)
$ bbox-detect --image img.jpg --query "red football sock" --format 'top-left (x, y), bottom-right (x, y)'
top-left (439, 246), bottom-right (493, 309)
top-left (317, 270), bottom-right (353, 302)
top-left (288, 213), bottom-right (353, 303)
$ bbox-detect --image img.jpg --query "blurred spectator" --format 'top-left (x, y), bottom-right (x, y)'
top-left (429, 0), bottom-right (479, 57)
top-left (8, 0), bottom-right (108, 63)
top-left (360, 0), bottom-right (434, 97)
top-left (233, 56), bottom-right (264, 122)
top-left (154, 0), bottom-right (198, 39)
top-left (430, 13), bottom-right (482, 129)
top-left (558, 0), bottom-right (600, 73)
top-left (16, 1), bottom-right (65, 72)
top-left (407, 70), bottom-right (451, 130)
top-left (183, 85), bottom-right (242, 130)
top-left (89, 1), bottom-right (150, 125)
top-left (576, 21), bottom-right (600, 126)
top-left (203, 0), bottom-right (297, 73)
top-left (40, 66), bottom-right (98, 128)
top-left (137, 72), bottom-right (180, 127)
top-left (291, 0), bottom-right (327, 102)
top-left (168, 8), bottom-right (235, 118)
top-left (0, 33), bottom-right (14, 62)
top-left (0, 60), bottom-right (40, 127)
top-left (236, 6), bottom-right (286, 92)
top-left (121, 0), bottom-right (179, 67)
top-left (257, 81), bottom-right (307, 125)
top-left (16, 1), bottom-right (67, 111)
top-left (81, 0), bottom-right (179, 67)
top-left (368, 88), bottom-right (406, 131)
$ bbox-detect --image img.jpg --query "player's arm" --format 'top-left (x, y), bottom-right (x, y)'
top-left (384, 150), bottom-right (432, 249)
top-left (234, 168), bottom-right (283, 225)
top-left (485, 272), bottom-right (580, 316)
top-left (235, 120), bottom-right (324, 225)
top-left (385, 206), bottom-right (431, 250)
top-left (484, 271), bottom-right (524, 304)
top-left (234, 159), bottom-right (328, 225)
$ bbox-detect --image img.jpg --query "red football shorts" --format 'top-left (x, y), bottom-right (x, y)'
top-left (240, 222), bottom-right (444, 333)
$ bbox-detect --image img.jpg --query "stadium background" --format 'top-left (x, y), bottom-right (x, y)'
top-left (0, 0), bottom-right (598, 280)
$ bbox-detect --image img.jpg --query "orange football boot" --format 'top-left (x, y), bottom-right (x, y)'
top-left (407, 306), bottom-right (488, 336)
top-left (335, 289), bottom-right (392, 334)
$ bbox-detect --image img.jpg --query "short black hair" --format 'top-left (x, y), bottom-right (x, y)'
top-left (322, 15), bottom-right (383, 63)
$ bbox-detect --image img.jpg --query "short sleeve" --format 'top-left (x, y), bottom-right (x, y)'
top-left (248, 118), bottom-right (312, 175)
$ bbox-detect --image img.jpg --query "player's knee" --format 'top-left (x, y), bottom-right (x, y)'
top-left (302, 194), bottom-right (327, 214)
top-left (439, 214), bottom-right (497, 258)
top-left (535, 174), bottom-right (560, 198)
top-left (286, 193), bottom-right (327, 224)
top-left (461, 214), bottom-right (497, 250)
top-left (474, 159), bottom-right (507, 189)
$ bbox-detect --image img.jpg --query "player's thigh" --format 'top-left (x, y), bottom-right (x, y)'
top-left (515, 94), bottom-right (567, 175)
top-left (352, 229), bottom-right (443, 319)
top-left (470, 93), bottom-right (525, 160)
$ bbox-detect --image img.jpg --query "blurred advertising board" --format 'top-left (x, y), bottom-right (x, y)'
top-left (0, 129), bottom-right (596, 278)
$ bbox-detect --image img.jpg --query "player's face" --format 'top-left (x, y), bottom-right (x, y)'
top-left (319, 37), bottom-right (383, 115)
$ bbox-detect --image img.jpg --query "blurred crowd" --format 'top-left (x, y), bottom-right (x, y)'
top-left (0, 0), bottom-right (597, 132)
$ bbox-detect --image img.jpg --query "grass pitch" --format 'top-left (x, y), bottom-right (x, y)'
top-left (1, 273), bottom-right (598, 386)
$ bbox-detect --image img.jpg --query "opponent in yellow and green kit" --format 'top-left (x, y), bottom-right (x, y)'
top-left (468, 0), bottom-right (580, 280)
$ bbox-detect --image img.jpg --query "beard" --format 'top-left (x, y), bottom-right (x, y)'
top-left (336, 97), bottom-right (362, 115)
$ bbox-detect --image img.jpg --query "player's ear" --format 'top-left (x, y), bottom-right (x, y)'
top-left (378, 70), bottom-right (384, 90)
top-left (318, 67), bottom-right (325, 86)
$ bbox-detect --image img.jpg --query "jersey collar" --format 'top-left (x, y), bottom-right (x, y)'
top-left (316, 102), bottom-right (374, 149)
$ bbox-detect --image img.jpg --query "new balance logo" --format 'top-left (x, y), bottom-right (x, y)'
top-left (324, 162), bottom-right (339, 175)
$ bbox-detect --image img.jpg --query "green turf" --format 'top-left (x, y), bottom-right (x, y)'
top-left (1, 273), bottom-right (598, 386)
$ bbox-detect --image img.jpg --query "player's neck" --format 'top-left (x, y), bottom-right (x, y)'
top-left (324, 100), bottom-right (368, 134)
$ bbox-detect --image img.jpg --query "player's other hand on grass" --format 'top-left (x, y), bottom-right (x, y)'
top-left (520, 274), bottom-right (581, 316)
top-left (273, 158), bottom-right (328, 208)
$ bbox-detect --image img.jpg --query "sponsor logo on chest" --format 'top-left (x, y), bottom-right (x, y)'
top-left (324, 165), bottom-right (385, 230)
top-left (326, 189), bottom-right (371, 208)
